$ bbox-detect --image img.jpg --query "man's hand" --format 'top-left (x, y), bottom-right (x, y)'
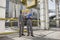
top-left (30, 16), bottom-right (32, 18)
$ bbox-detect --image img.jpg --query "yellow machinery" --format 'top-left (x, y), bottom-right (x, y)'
top-left (21, 0), bottom-right (37, 8)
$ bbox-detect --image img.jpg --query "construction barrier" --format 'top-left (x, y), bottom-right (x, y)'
top-left (0, 18), bottom-right (18, 20)
top-left (0, 18), bottom-right (40, 26)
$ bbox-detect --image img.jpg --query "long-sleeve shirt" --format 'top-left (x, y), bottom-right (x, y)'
top-left (26, 13), bottom-right (33, 19)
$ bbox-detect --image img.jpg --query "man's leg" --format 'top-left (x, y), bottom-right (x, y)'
top-left (27, 24), bottom-right (30, 36)
top-left (21, 22), bottom-right (25, 36)
top-left (30, 24), bottom-right (33, 36)
top-left (19, 24), bottom-right (22, 37)
top-left (29, 20), bottom-right (34, 37)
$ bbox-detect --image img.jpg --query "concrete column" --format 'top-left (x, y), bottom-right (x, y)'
top-left (0, 0), bottom-right (6, 32)
top-left (37, 10), bottom-right (40, 28)
top-left (45, 0), bottom-right (49, 29)
top-left (55, 0), bottom-right (59, 28)
top-left (16, 4), bottom-right (20, 18)
top-left (12, 2), bottom-right (16, 18)
top-left (9, 0), bottom-right (17, 18)
top-left (9, 1), bottom-right (13, 17)
top-left (40, 0), bottom-right (46, 29)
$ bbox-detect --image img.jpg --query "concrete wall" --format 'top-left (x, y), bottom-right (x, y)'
top-left (40, 0), bottom-right (49, 29)
top-left (9, 1), bottom-right (20, 18)
top-left (16, 4), bottom-right (20, 17)
top-left (9, 1), bottom-right (14, 17)
top-left (40, 0), bottom-right (46, 29)
top-left (0, 0), bottom-right (6, 32)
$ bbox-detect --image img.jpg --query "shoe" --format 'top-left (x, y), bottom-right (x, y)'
top-left (27, 35), bottom-right (29, 36)
top-left (31, 35), bottom-right (34, 37)
top-left (22, 34), bottom-right (25, 36)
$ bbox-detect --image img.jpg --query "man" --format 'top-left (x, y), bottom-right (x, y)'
top-left (26, 11), bottom-right (34, 37)
top-left (19, 10), bottom-right (25, 37)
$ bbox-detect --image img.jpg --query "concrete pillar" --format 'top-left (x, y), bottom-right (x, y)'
top-left (45, 0), bottom-right (49, 29)
top-left (55, 0), bottom-right (59, 28)
top-left (40, 0), bottom-right (49, 29)
top-left (9, 1), bottom-right (14, 17)
top-left (9, 0), bottom-right (17, 18)
top-left (16, 4), bottom-right (20, 17)
top-left (0, 0), bottom-right (6, 32)
top-left (40, 0), bottom-right (46, 29)
top-left (12, 2), bottom-right (16, 18)
top-left (37, 10), bottom-right (40, 28)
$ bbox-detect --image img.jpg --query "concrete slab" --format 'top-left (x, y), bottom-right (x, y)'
top-left (0, 28), bottom-right (60, 40)
top-left (10, 30), bottom-right (60, 40)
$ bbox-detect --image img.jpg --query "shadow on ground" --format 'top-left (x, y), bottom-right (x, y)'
top-left (0, 36), bottom-right (14, 40)
top-left (24, 31), bottom-right (60, 40)
top-left (32, 37), bottom-right (60, 40)
top-left (32, 31), bottom-right (60, 40)
top-left (23, 36), bottom-right (60, 40)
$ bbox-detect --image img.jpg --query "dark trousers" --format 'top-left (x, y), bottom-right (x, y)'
top-left (27, 19), bottom-right (33, 35)
top-left (19, 22), bottom-right (24, 37)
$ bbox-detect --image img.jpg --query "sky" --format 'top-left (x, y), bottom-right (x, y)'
top-left (48, 0), bottom-right (55, 10)
top-left (48, 0), bottom-right (56, 17)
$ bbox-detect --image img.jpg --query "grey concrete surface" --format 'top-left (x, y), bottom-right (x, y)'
top-left (0, 28), bottom-right (60, 40)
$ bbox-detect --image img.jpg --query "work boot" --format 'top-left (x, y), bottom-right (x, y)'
top-left (27, 35), bottom-right (29, 36)
top-left (31, 35), bottom-right (34, 37)
top-left (22, 34), bottom-right (25, 36)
